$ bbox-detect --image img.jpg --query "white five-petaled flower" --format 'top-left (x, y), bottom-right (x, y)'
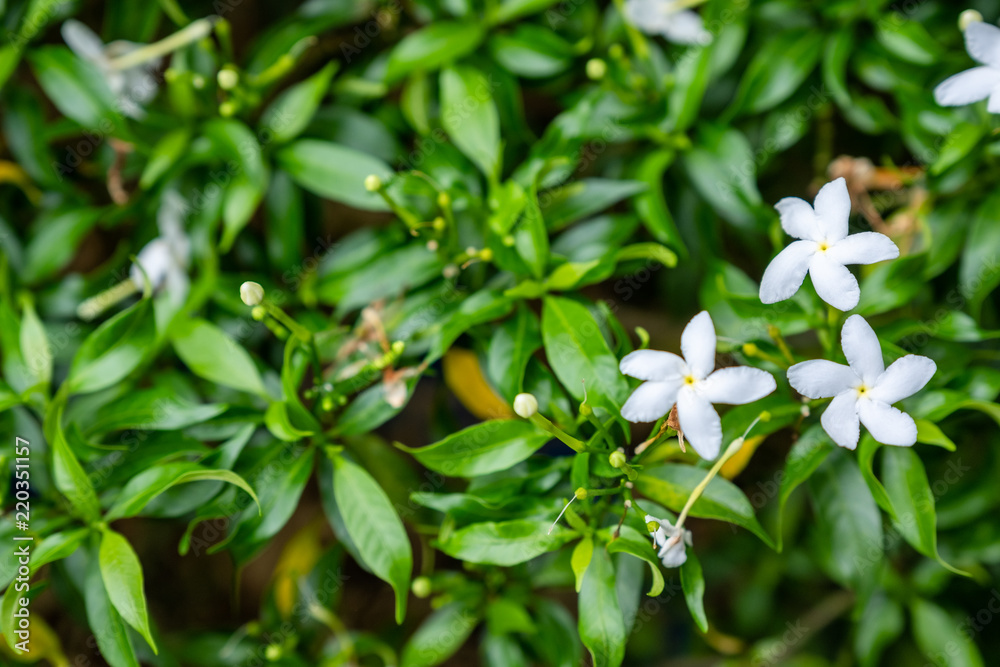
top-left (934, 21), bottom-right (1000, 112)
top-left (623, 0), bottom-right (712, 45)
top-left (619, 311), bottom-right (776, 460)
top-left (760, 177), bottom-right (899, 312)
top-left (645, 514), bottom-right (692, 568)
top-left (131, 191), bottom-right (191, 300)
top-left (787, 315), bottom-right (936, 450)
top-left (62, 20), bottom-right (160, 119)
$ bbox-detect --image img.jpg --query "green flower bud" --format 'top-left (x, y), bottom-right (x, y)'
top-left (609, 450), bottom-right (627, 469)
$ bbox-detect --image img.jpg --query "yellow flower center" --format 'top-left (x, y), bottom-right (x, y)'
top-left (818, 241), bottom-right (830, 252)
top-left (856, 384), bottom-right (868, 397)
top-left (684, 375), bottom-right (696, 386)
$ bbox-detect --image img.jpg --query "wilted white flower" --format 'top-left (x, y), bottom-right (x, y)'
top-left (645, 514), bottom-right (692, 567)
top-left (619, 311), bottom-right (776, 460)
top-left (62, 20), bottom-right (161, 118)
top-left (623, 0), bottom-right (711, 45)
top-left (130, 191), bottom-right (190, 299)
top-left (934, 21), bottom-right (1000, 111)
top-left (760, 178), bottom-right (899, 311)
top-left (787, 315), bottom-right (936, 450)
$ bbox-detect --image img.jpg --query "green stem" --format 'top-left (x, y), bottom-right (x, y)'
top-left (156, 0), bottom-right (190, 26)
top-left (530, 413), bottom-right (584, 452)
top-left (264, 302), bottom-right (311, 342)
top-left (107, 17), bottom-right (216, 71)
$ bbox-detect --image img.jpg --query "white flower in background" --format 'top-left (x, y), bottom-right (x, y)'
top-left (787, 315), bottom-right (936, 450)
top-left (131, 191), bottom-right (191, 298)
top-left (934, 20), bottom-right (1000, 111)
top-left (62, 20), bottom-right (160, 118)
top-left (760, 177), bottom-right (899, 312)
top-left (645, 514), bottom-right (692, 567)
top-left (623, 0), bottom-right (711, 45)
top-left (619, 311), bottom-right (776, 460)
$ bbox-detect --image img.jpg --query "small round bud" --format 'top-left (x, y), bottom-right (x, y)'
top-left (609, 44), bottom-right (625, 59)
top-left (579, 402), bottom-right (593, 417)
top-left (251, 305), bottom-right (266, 321)
top-left (265, 644), bottom-right (282, 661)
top-left (759, 410), bottom-right (772, 422)
top-left (959, 9), bottom-right (983, 31)
top-left (321, 396), bottom-right (334, 411)
top-left (432, 216), bottom-right (446, 231)
top-left (502, 234), bottom-right (515, 247)
top-left (240, 281), bottom-right (264, 306)
top-left (217, 68), bottom-right (239, 90)
top-left (742, 342), bottom-right (759, 356)
top-left (219, 101), bottom-right (236, 117)
top-left (800, 404), bottom-right (811, 417)
top-left (364, 174), bottom-right (383, 192)
top-left (427, 240), bottom-right (439, 251)
top-left (391, 340), bottom-right (405, 354)
top-left (624, 499), bottom-right (632, 509)
top-left (479, 248), bottom-right (494, 262)
top-left (646, 520), bottom-right (660, 533)
top-left (513, 393), bottom-right (539, 418)
top-left (574, 487), bottom-right (589, 500)
top-left (625, 481), bottom-right (634, 489)
top-left (412, 576), bottom-right (432, 598)
top-left (465, 246), bottom-right (478, 256)
top-left (609, 450), bottom-right (627, 469)
top-left (192, 74), bottom-right (206, 89)
top-left (437, 191), bottom-right (451, 208)
top-left (586, 58), bottom-right (607, 80)
top-left (164, 68), bottom-right (179, 83)
top-left (443, 265), bottom-right (460, 279)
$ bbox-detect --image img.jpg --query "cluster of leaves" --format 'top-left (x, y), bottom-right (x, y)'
top-left (1, 0), bottom-right (999, 665)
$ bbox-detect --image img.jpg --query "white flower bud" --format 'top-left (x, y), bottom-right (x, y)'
top-left (959, 9), bottom-right (983, 31)
top-left (513, 393), bottom-right (538, 418)
top-left (240, 281), bottom-right (264, 306)
top-left (364, 174), bottom-right (383, 192)
top-left (217, 68), bottom-right (239, 90)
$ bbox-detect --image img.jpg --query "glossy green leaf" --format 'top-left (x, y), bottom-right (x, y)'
top-left (911, 598), bottom-right (984, 667)
top-left (261, 62), bottom-right (338, 144)
top-left (171, 318), bottom-right (267, 397)
top-left (436, 519), bottom-right (575, 566)
top-left (276, 139), bottom-right (392, 211)
top-left (398, 419), bottom-right (550, 477)
top-left (105, 462), bottom-right (259, 521)
top-left (386, 22), bottom-right (485, 83)
top-left (99, 529), bottom-right (157, 652)
top-left (578, 548), bottom-right (625, 667)
top-left (66, 299), bottom-right (155, 395)
top-left (775, 424), bottom-right (833, 550)
top-left (440, 64), bottom-right (501, 179)
top-left (400, 601), bottom-right (479, 667)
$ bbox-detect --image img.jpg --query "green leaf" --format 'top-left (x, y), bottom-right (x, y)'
top-left (171, 318), bottom-right (267, 397)
top-left (807, 449), bottom-right (882, 590)
top-left (440, 64), bottom-right (501, 179)
top-left (855, 593), bottom-right (904, 667)
top-left (915, 419), bottom-right (956, 451)
top-left (261, 62), bottom-right (338, 144)
top-left (680, 550), bottom-right (708, 633)
top-left (51, 416), bottom-right (101, 522)
top-left (491, 0), bottom-right (561, 24)
top-left (28, 528), bottom-right (89, 576)
top-left (398, 419), bottom-right (550, 477)
top-left (515, 182), bottom-right (549, 279)
top-left (633, 149), bottom-right (685, 253)
top-left (1, 586), bottom-right (22, 652)
top-left (19, 297), bottom-right (51, 388)
top-left (66, 299), bottom-right (155, 395)
top-left (265, 400), bottom-right (315, 442)
top-left (605, 525), bottom-right (665, 597)
top-left (636, 464), bottom-right (775, 548)
top-left (571, 536), bottom-right (594, 593)
top-left (960, 193), bottom-right (1000, 315)
top-left (539, 179), bottom-right (646, 231)
top-left (24, 207), bottom-right (103, 283)
top-left (204, 119), bottom-right (268, 251)
top-left (775, 424), bottom-right (833, 550)
top-left (435, 519), bottom-right (575, 566)
top-left (99, 529), bottom-right (157, 652)
top-left (486, 305), bottom-right (541, 402)
top-left (578, 548), bottom-right (625, 667)
top-left (400, 601), bottom-right (479, 667)
top-left (683, 124), bottom-right (762, 228)
top-left (667, 46), bottom-right (711, 133)
top-left (730, 31), bottom-right (822, 115)
top-left (332, 455), bottom-right (412, 623)
top-left (105, 462), bottom-right (260, 521)
top-left (881, 447), bottom-right (965, 575)
top-left (140, 127), bottom-right (190, 189)
top-left (876, 14), bottom-right (942, 65)
top-left (29, 45), bottom-right (121, 131)
top-left (541, 296), bottom-right (629, 410)
top-left (386, 22), bottom-right (485, 83)
top-left (276, 139), bottom-right (392, 211)
top-left (911, 599), bottom-right (984, 667)
top-left (929, 122), bottom-right (985, 176)
top-left (86, 552), bottom-right (139, 667)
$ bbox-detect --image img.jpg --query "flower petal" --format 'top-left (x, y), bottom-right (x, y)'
top-left (869, 355), bottom-right (936, 405)
top-left (62, 19), bottom-right (106, 62)
top-left (661, 10), bottom-right (711, 45)
top-left (680, 311), bottom-right (716, 379)
top-left (809, 253), bottom-right (860, 312)
top-left (826, 232), bottom-right (899, 266)
top-left (774, 197), bottom-right (820, 241)
top-left (989, 88), bottom-right (1000, 113)
top-left (820, 390), bottom-right (861, 450)
top-left (841, 315), bottom-right (884, 385)
top-left (934, 67), bottom-right (1000, 106)
top-left (965, 21), bottom-right (1000, 68)
top-left (699, 366), bottom-right (776, 404)
top-left (621, 381), bottom-right (680, 423)
top-left (677, 386), bottom-right (723, 460)
top-left (787, 359), bottom-right (857, 398)
top-left (812, 177), bottom-right (851, 242)
top-left (619, 349), bottom-right (687, 381)
top-left (759, 240), bottom-right (816, 304)
top-left (858, 399), bottom-right (917, 447)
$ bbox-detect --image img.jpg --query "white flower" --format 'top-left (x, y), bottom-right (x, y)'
top-left (130, 191), bottom-right (190, 299)
top-left (623, 0), bottom-right (711, 45)
top-left (62, 20), bottom-right (160, 119)
top-left (760, 177), bottom-right (899, 312)
top-left (787, 315), bottom-right (936, 450)
top-left (934, 21), bottom-right (1000, 111)
top-left (619, 311), bottom-right (776, 459)
top-left (645, 514), bottom-right (692, 568)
